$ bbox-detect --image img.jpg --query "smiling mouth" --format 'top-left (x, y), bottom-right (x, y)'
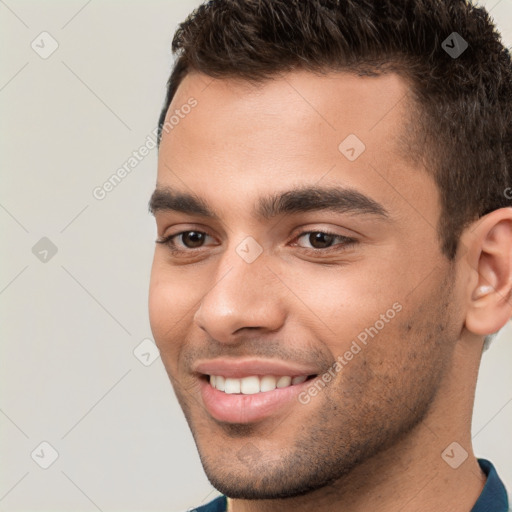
top-left (203, 374), bottom-right (318, 394)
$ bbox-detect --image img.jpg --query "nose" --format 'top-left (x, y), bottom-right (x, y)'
top-left (193, 246), bottom-right (286, 343)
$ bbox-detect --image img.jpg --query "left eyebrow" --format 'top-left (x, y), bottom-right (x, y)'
top-left (148, 185), bottom-right (390, 221)
top-left (255, 185), bottom-right (390, 220)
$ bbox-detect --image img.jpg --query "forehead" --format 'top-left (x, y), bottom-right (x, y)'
top-left (171, 69), bottom-right (413, 133)
top-left (161, 69), bottom-right (414, 172)
top-left (156, 70), bottom-right (437, 229)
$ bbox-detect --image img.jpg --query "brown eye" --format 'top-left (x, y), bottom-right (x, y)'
top-left (156, 230), bottom-right (216, 253)
top-left (293, 230), bottom-right (357, 254)
top-left (307, 232), bottom-right (336, 249)
top-left (180, 231), bottom-right (206, 248)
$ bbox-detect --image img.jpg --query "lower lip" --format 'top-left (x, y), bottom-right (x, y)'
top-left (199, 377), bottom-right (314, 423)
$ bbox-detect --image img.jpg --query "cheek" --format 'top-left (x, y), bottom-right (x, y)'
top-left (289, 265), bottom-right (403, 346)
top-left (148, 263), bottom-right (195, 351)
top-left (148, 284), bottom-right (169, 344)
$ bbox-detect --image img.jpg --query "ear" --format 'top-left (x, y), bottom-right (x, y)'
top-left (463, 208), bottom-right (512, 336)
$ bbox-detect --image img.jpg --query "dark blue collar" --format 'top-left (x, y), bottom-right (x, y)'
top-left (471, 459), bottom-right (509, 512)
top-left (194, 495), bottom-right (227, 512)
top-left (195, 458), bottom-right (509, 511)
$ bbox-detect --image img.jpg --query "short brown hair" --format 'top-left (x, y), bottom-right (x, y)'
top-left (158, 0), bottom-right (512, 260)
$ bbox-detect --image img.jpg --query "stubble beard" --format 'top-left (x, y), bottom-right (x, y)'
top-left (176, 273), bottom-right (457, 500)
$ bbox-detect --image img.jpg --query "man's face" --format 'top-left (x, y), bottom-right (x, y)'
top-left (149, 71), bottom-right (463, 498)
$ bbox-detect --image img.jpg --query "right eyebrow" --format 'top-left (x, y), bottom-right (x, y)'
top-left (148, 187), bottom-right (220, 219)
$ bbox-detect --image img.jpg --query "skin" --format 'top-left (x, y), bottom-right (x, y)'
top-left (149, 70), bottom-right (512, 512)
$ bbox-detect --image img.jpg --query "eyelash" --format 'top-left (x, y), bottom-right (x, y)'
top-left (156, 229), bottom-right (357, 256)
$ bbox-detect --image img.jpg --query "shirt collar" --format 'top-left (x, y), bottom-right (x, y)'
top-left (470, 459), bottom-right (509, 512)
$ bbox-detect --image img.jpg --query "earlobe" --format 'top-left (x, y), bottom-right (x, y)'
top-left (464, 208), bottom-right (512, 336)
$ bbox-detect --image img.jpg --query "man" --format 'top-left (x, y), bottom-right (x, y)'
top-left (148, 0), bottom-right (511, 510)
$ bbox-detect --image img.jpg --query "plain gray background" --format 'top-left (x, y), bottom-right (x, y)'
top-left (1, 1), bottom-right (511, 511)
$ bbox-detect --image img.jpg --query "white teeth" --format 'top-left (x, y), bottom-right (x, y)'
top-left (209, 375), bottom-right (309, 394)
top-left (240, 376), bottom-right (260, 394)
top-left (215, 375), bottom-right (225, 391)
top-left (224, 378), bottom-right (241, 394)
top-left (276, 376), bottom-right (292, 388)
top-left (260, 375), bottom-right (277, 392)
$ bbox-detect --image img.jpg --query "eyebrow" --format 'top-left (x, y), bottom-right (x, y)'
top-left (148, 185), bottom-right (390, 221)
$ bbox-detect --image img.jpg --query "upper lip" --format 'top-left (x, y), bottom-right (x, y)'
top-left (193, 358), bottom-right (319, 378)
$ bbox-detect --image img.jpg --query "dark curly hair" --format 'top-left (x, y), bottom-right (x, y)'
top-left (158, 0), bottom-right (512, 260)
